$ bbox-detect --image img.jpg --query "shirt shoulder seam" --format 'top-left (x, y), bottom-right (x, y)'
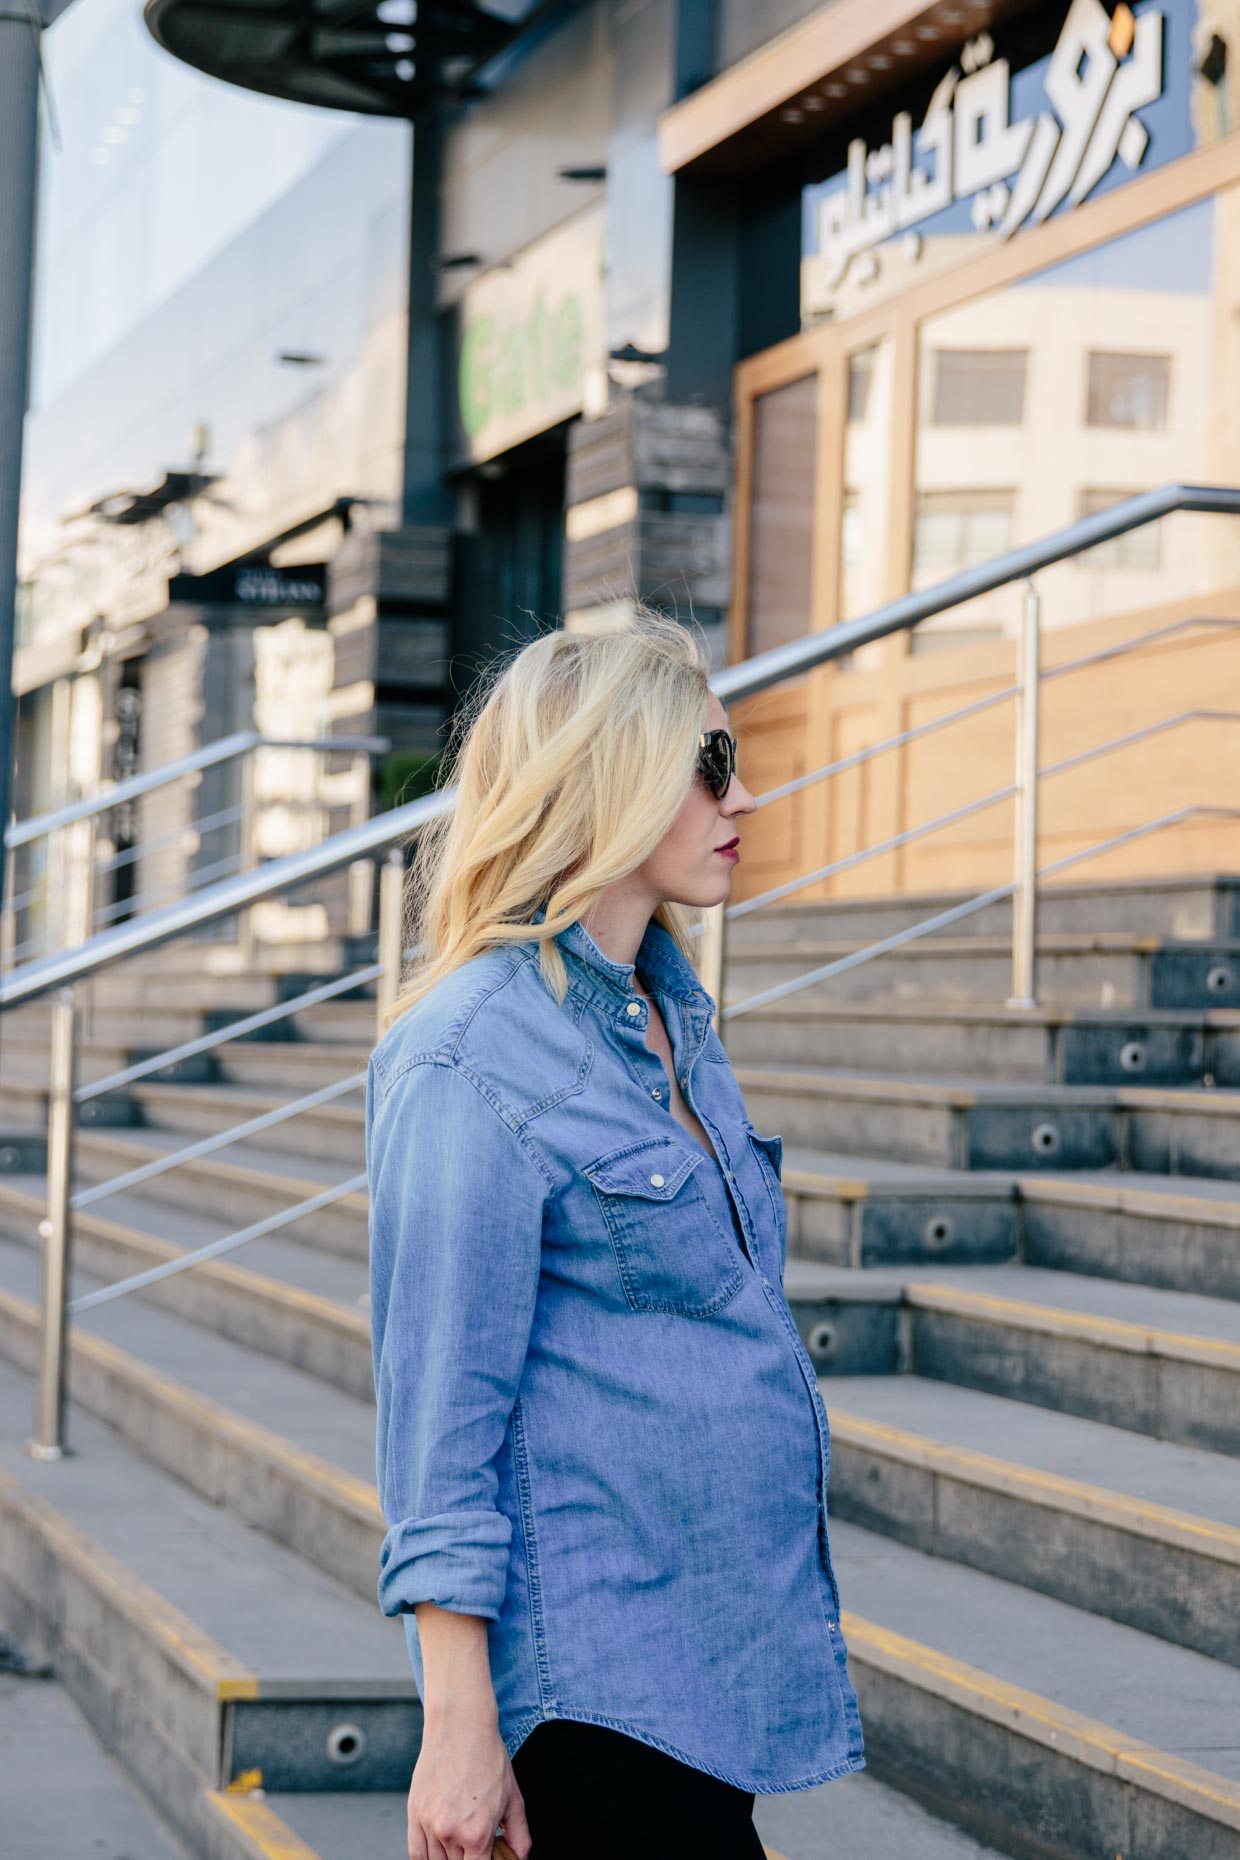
top-left (373, 1048), bottom-right (554, 1191)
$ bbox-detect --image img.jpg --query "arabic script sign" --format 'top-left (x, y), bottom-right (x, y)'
top-left (805, 0), bottom-right (1169, 301)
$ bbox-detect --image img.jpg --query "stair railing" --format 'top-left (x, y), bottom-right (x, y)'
top-left (2, 729), bottom-right (390, 968)
top-left (2, 481), bottom-right (1239, 1458)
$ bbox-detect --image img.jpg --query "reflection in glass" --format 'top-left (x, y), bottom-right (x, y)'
top-left (841, 341), bottom-right (893, 635)
top-left (1085, 350), bottom-right (1171, 429)
top-left (746, 374), bottom-right (817, 657)
top-left (911, 193), bottom-right (1229, 645)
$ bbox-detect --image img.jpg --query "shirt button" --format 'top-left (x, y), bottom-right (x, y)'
top-left (827, 1620), bottom-right (837, 1632)
top-left (626, 1001), bottom-right (641, 1016)
top-left (650, 1173), bottom-right (665, 1187)
top-left (651, 1087), bottom-right (662, 1100)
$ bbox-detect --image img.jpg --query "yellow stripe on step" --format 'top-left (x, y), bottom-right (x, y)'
top-left (205, 1789), bottom-right (327, 1860)
top-left (845, 1614), bottom-right (1240, 1824)
top-left (827, 1409), bottom-right (1240, 1559)
top-left (905, 1281), bottom-right (1240, 1369)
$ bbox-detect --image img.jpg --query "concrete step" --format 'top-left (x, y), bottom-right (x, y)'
top-left (722, 997), bottom-right (1240, 1086)
top-left (725, 933), bottom-right (1240, 1012)
top-left (2, 1227), bottom-right (1238, 1672)
top-left (829, 1515), bottom-right (1240, 1859)
top-left (782, 1253), bottom-right (1240, 1443)
top-left (62, 1125), bottom-right (368, 1258)
top-left (72, 1066), bottom-right (1240, 1183)
top-left (821, 1368), bottom-right (1240, 1664)
top-left (732, 875), bottom-right (1240, 948)
top-left (0, 1354), bottom-right (419, 1857)
top-left (0, 1628), bottom-right (196, 1860)
top-left (0, 1176), bottom-right (373, 1400)
top-left (740, 1065), bottom-right (1240, 1178)
top-left (0, 1258), bottom-right (1236, 1859)
top-left (125, 1079), bottom-right (365, 1167)
top-left (77, 1002), bottom-right (1237, 1097)
top-left (45, 1124), bottom-right (1240, 1309)
top-left (257, 1769), bottom-right (1015, 1860)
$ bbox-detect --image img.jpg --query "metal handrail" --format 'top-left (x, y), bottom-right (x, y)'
top-left (4, 731), bottom-right (390, 850)
top-left (711, 483), bottom-right (1240, 702)
top-left (730, 706), bottom-right (1240, 921)
top-left (755, 615), bottom-right (1240, 813)
top-left (72, 1072), bottom-right (366, 1212)
top-left (4, 481), bottom-right (1234, 1013)
top-left (720, 805), bottom-right (1240, 1019)
top-left (76, 961), bottom-right (387, 1101)
top-left (14, 480), bottom-right (1240, 1457)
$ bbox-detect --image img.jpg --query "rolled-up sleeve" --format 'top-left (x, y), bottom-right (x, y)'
top-left (366, 1053), bottom-right (548, 1622)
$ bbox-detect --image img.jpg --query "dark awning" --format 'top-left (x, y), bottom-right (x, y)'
top-left (143, 0), bottom-right (553, 117)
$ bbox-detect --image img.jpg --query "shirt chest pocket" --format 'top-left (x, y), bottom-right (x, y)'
top-left (586, 1135), bottom-right (747, 1318)
top-left (745, 1121), bottom-right (788, 1278)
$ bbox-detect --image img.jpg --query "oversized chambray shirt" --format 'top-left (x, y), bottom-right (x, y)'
top-left (365, 905), bottom-right (866, 1793)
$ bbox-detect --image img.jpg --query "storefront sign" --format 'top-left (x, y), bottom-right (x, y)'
top-left (804, 0), bottom-right (1179, 307)
top-left (167, 562), bottom-right (326, 607)
top-left (455, 207), bottom-right (606, 465)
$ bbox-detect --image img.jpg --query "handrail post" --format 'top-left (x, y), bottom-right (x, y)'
top-left (348, 749), bottom-right (374, 938)
top-left (235, 750), bottom-right (258, 965)
top-left (29, 982), bottom-right (79, 1458)
top-left (697, 900), bottom-right (728, 1040)
top-left (376, 847), bottom-right (405, 1038)
top-left (1008, 578), bottom-right (1041, 1009)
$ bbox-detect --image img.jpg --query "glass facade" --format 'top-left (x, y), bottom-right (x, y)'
top-left (911, 193), bottom-right (1225, 644)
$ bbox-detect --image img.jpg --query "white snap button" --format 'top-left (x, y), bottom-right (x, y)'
top-left (626, 1001), bottom-right (641, 1015)
top-left (649, 1173), bottom-right (665, 1187)
top-left (827, 1620), bottom-right (837, 1632)
top-left (652, 1087), bottom-right (662, 1099)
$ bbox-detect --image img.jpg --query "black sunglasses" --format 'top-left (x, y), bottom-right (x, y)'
top-left (697, 728), bottom-right (739, 799)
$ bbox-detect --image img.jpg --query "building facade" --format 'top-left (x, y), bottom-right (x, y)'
top-left (11, 0), bottom-right (1240, 960)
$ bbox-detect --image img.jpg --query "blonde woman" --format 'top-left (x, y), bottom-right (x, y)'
top-left (366, 609), bottom-right (865, 1860)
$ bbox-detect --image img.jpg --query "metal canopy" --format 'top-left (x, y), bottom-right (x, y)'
top-left (143, 0), bottom-right (541, 117)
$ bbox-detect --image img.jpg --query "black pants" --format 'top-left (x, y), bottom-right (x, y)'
top-left (511, 1718), bottom-right (766, 1859)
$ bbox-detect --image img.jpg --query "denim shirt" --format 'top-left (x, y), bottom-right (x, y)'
top-left (366, 905), bottom-right (866, 1793)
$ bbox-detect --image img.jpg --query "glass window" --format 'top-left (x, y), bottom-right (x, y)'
top-left (840, 339), bottom-right (893, 634)
top-left (841, 492), bottom-right (861, 575)
top-left (1085, 351), bottom-right (1171, 430)
top-left (1075, 489), bottom-right (1163, 572)
top-left (932, 350), bottom-right (1028, 426)
top-left (745, 374), bottom-right (817, 657)
top-left (847, 349), bottom-right (874, 423)
top-left (913, 490), bottom-right (1015, 582)
top-left (910, 195), bottom-right (1230, 645)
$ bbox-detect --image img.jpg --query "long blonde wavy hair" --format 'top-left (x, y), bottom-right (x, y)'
top-left (377, 606), bottom-right (716, 1035)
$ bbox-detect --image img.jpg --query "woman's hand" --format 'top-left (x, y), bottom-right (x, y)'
top-left (406, 1702), bottom-right (532, 1860)
top-left (407, 1603), bottom-right (532, 1860)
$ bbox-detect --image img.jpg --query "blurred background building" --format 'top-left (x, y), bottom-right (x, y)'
top-left (9, 0), bottom-right (1240, 960)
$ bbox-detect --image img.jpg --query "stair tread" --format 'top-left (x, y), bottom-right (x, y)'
top-left (830, 1517), bottom-right (1240, 1779)
top-left (0, 1235), bottom-right (377, 1483)
top-left (72, 1123), bottom-right (363, 1190)
top-left (0, 1172), bottom-right (370, 1307)
top-left (0, 1350), bottom-right (408, 1687)
top-left (786, 1258), bottom-right (1240, 1344)
top-left (780, 1148), bottom-right (1240, 1203)
top-left (740, 1063), bottom-right (1240, 1108)
top-left (0, 1653), bottom-right (196, 1860)
top-left (820, 1370), bottom-right (1240, 1525)
top-left (4, 1241), bottom-right (1240, 1802)
top-left (265, 1768), bottom-right (1016, 1860)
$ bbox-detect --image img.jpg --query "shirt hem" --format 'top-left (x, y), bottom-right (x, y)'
top-left (502, 1703), bottom-right (867, 1795)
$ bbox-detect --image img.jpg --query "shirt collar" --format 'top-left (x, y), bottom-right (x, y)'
top-left (530, 901), bottom-right (709, 1011)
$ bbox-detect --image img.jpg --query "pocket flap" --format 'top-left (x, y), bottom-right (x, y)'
top-left (746, 1123), bottom-right (784, 1180)
top-left (587, 1136), bottom-right (706, 1200)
